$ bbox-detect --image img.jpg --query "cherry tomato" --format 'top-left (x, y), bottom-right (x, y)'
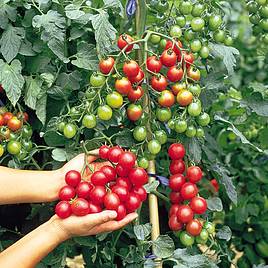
top-left (117, 177), bottom-right (132, 191)
top-left (188, 101), bottom-right (202, 117)
top-left (169, 215), bottom-right (183, 231)
top-left (65, 170), bottom-right (81, 187)
top-left (196, 127), bottom-right (205, 138)
top-left (118, 151), bottom-right (136, 169)
top-left (203, 222), bottom-right (215, 234)
top-left (180, 52), bottom-right (194, 68)
top-left (127, 104), bottom-right (143, 121)
top-left (167, 66), bottom-right (183, 82)
top-left (180, 182), bottom-right (198, 200)
top-left (99, 145), bottom-right (110, 159)
top-left (184, 29), bottom-right (195, 41)
top-left (180, 231), bottom-right (195, 247)
top-left (186, 219), bottom-right (202, 236)
top-left (63, 123), bottom-right (77, 139)
top-left (165, 40), bottom-right (183, 56)
top-left (71, 198), bottom-right (90, 216)
top-left (106, 91), bottom-right (123, 108)
top-left (132, 186), bottom-right (147, 202)
top-left (172, 82), bottom-right (187, 96)
top-left (177, 205), bottom-right (194, 223)
top-left (176, 16), bottom-right (186, 27)
top-left (17, 112), bottom-right (29, 123)
top-left (108, 146), bottom-right (123, 163)
top-left (115, 77), bottom-right (132, 95)
top-left (7, 140), bottom-right (21, 155)
top-left (169, 159), bottom-right (185, 175)
top-left (169, 204), bottom-right (181, 217)
top-left (99, 57), bottom-right (115, 74)
top-left (90, 72), bottom-right (106, 87)
top-left (191, 17), bottom-right (205, 31)
top-left (224, 36), bottom-right (234, 46)
top-left (22, 140), bottom-right (33, 151)
top-left (112, 185), bottom-right (129, 202)
top-left (125, 192), bottom-right (141, 212)
top-left (97, 105), bottom-right (113, 121)
top-left (129, 167), bottom-right (148, 186)
top-left (158, 90), bottom-right (175, 107)
top-left (213, 29), bottom-right (225, 43)
top-left (200, 46), bottom-right (210, 59)
top-left (209, 15), bottom-right (222, 30)
top-left (192, 3), bottom-right (205, 17)
top-left (150, 34), bottom-right (161, 44)
top-left (169, 174), bottom-right (186, 191)
top-left (0, 126), bottom-right (10, 141)
top-left (210, 179), bottom-right (219, 192)
top-left (260, 6), bottom-right (268, 18)
top-left (151, 75), bottom-right (168, 92)
top-left (168, 143), bottom-right (185, 159)
top-left (0, 144), bottom-right (4, 157)
top-left (185, 125), bottom-right (197, 137)
top-left (160, 39), bottom-right (167, 49)
top-left (116, 204), bottom-right (127, 221)
top-left (128, 86), bottom-right (144, 102)
top-left (190, 196), bottom-right (207, 214)
top-left (115, 164), bottom-right (130, 177)
top-left (146, 56), bottom-right (162, 73)
top-left (155, 130), bottom-right (167, 145)
top-left (160, 49), bottom-right (177, 67)
top-left (148, 139), bottom-right (161, 155)
top-left (188, 84), bottom-right (201, 96)
top-left (59, 185), bottom-right (76, 201)
top-left (117, 34), bottom-right (134, 52)
top-left (55, 201), bottom-right (72, 219)
top-left (187, 67), bottom-right (200, 81)
top-left (91, 171), bottom-right (108, 186)
top-left (100, 166), bottom-right (116, 182)
top-left (170, 25), bottom-right (182, 38)
top-left (82, 114), bottom-right (97, 129)
top-left (138, 157), bottom-right (149, 169)
top-left (76, 182), bottom-right (93, 199)
top-left (190, 39), bottom-right (202, 52)
top-left (175, 120), bottom-right (187, 133)
top-left (3, 112), bottom-right (13, 125)
top-left (187, 166), bottom-right (202, 183)
top-left (133, 126), bottom-right (147, 141)
top-left (123, 60), bottom-right (140, 78)
top-left (0, 115), bottom-right (4, 126)
top-left (88, 202), bottom-right (102, 214)
top-left (104, 192), bottom-right (120, 210)
top-left (169, 191), bottom-right (182, 204)
top-left (156, 108), bottom-right (172, 122)
top-left (89, 186), bottom-right (106, 205)
top-left (177, 90), bottom-right (193, 106)
top-left (128, 70), bottom-right (145, 85)
top-left (179, 1), bottom-right (192, 14)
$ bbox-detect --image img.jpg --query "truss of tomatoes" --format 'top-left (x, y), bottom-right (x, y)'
top-left (167, 143), bottom-right (215, 247)
top-left (55, 146), bottom-right (148, 220)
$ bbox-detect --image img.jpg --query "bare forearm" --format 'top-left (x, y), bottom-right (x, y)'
top-left (0, 167), bottom-right (63, 204)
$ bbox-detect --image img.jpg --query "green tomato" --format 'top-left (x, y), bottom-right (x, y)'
top-left (209, 15), bottom-right (222, 30)
top-left (250, 14), bottom-right (261, 24)
top-left (190, 39), bottom-right (202, 52)
top-left (138, 157), bottom-right (149, 169)
top-left (0, 144), bottom-right (4, 157)
top-left (22, 140), bottom-right (33, 151)
top-left (148, 139), bottom-right (161, 155)
top-left (247, 1), bottom-right (259, 13)
top-left (256, 240), bottom-right (268, 258)
top-left (170, 25), bottom-right (182, 38)
top-left (213, 29), bottom-right (225, 43)
top-left (224, 36), bottom-right (234, 46)
top-left (156, 108), bottom-right (172, 122)
top-left (180, 231), bottom-right (195, 247)
top-left (204, 222), bottom-right (215, 234)
top-left (196, 236), bottom-right (208, 245)
top-left (22, 126), bottom-right (33, 139)
top-left (97, 105), bottom-right (113, 121)
top-left (191, 17), bottom-right (205, 32)
top-left (175, 120), bottom-right (187, 133)
top-left (260, 18), bottom-right (268, 30)
top-left (176, 16), bottom-right (186, 27)
top-left (156, 1), bottom-right (169, 12)
top-left (257, 0), bottom-right (267, 5)
top-left (90, 72), bottom-right (106, 87)
top-left (199, 229), bottom-right (209, 241)
top-left (70, 107), bottom-right (81, 120)
top-left (185, 125), bottom-right (197, 137)
top-left (200, 46), bottom-right (210, 59)
top-left (184, 29), bottom-right (195, 41)
top-left (197, 113), bottom-right (210, 126)
top-left (85, 90), bottom-right (96, 99)
top-left (106, 91), bottom-right (123, 109)
top-left (196, 127), bottom-right (205, 138)
top-left (58, 122), bottom-right (66, 133)
top-left (262, 33), bottom-right (268, 44)
top-left (82, 114), bottom-right (97, 129)
top-left (179, 1), bottom-right (193, 15)
top-left (16, 149), bottom-right (27, 161)
top-left (191, 3), bottom-right (205, 17)
top-left (188, 102), bottom-right (202, 117)
top-left (133, 126), bottom-right (147, 142)
top-left (159, 39), bottom-right (167, 49)
top-left (168, 119), bottom-right (175, 130)
top-left (189, 84), bottom-right (201, 96)
top-left (7, 140), bottom-right (21, 155)
top-left (150, 34), bottom-right (161, 44)
top-left (155, 130), bottom-right (167, 145)
top-left (63, 123), bottom-right (77, 139)
top-left (9, 132), bottom-right (17, 141)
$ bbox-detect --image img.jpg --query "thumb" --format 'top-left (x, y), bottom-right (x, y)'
top-left (85, 210), bottom-right (117, 227)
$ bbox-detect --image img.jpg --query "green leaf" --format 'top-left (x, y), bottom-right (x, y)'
top-left (114, 129), bottom-right (135, 147)
top-left (24, 76), bottom-right (43, 109)
top-left (207, 197), bottom-right (223, 212)
top-left (133, 223), bottom-right (152, 240)
top-left (44, 131), bottom-right (66, 147)
top-left (19, 39), bottom-right (36, 56)
top-left (152, 235), bottom-right (175, 258)
top-left (242, 98), bottom-right (268, 117)
top-left (52, 148), bottom-right (67, 162)
top-left (0, 3), bottom-right (17, 30)
top-left (216, 226), bottom-right (232, 241)
top-left (91, 11), bottom-right (117, 56)
top-left (187, 138), bottom-right (202, 164)
top-left (248, 81), bottom-right (268, 98)
top-left (36, 93), bottom-right (47, 125)
top-left (71, 42), bottom-right (98, 70)
top-left (103, 0), bottom-right (124, 17)
top-left (65, 4), bottom-right (85, 19)
top-left (73, 236), bottom-right (97, 247)
top-left (0, 25), bottom-right (25, 63)
top-left (0, 59), bottom-right (24, 106)
top-left (209, 43), bottom-right (239, 75)
top-left (48, 38), bottom-right (69, 63)
top-left (143, 180), bottom-right (160, 193)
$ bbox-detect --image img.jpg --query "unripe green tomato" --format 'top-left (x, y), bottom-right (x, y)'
top-left (224, 36), bottom-right (234, 46)
top-left (247, 1), bottom-right (259, 13)
top-left (200, 46), bottom-right (210, 59)
top-left (228, 132), bottom-right (237, 141)
top-left (106, 91), bottom-right (123, 108)
top-left (9, 132), bottom-right (17, 140)
top-left (97, 105), bottom-right (113, 121)
top-left (188, 102), bottom-right (202, 117)
top-left (209, 15), bottom-right (222, 30)
top-left (7, 140), bottom-right (21, 155)
top-left (170, 25), bottom-right (182, 38)
top-left (191, 3), bottom-right (205, 17)
top-left (196, 236), bottom-right (208, 244)
top-left (21, 126), bottom-right (33, 139)
top-left (185, 125), bottom-right (197, 137)
top-left (189, 84), bottom-right (201, 96)
top-left (249, 14), bottom-right (261, 24)
top-left (155, 130), bottom-right (167, 145)
top-left (156, 1), bottom-right (169, 12)
top-left (213, 29), bottom-right (225, 43)
top-left (85, 90), bottom-right (96, 99)
top-left (156, 108), bottom-right (172, 122)
top-left (82, 114), bottom-right (97, 129)
top-left (175, 120), bottom-right (187, 133)
top-left (184, 29), bottom-right (195, 41)
top-left (199, 229), bottom-right (209, 241)
top-left (90, 72), bottom-right (106, 87)
top-left (58, 122), bottom-right (66, 133)
top-left (148, 139), bottom-right (161, 155)
top-left (70, 107), bottom-right (80, 120)
top-left (179, 1), bottom-right (193, 15)
top-left (133, 126), bottom-right (147, 142)
top-left (257, 0), bottom-right (267, 6)
top-left (262, 33), bottom-right (268, 44)
top-left (63, 123), bottom-right (77, 139)
top-left (176, 16), bottom-right (186, 27)
top-left (180, 231), bottom-right (195, 247)
top-left (16, 149), bottom-right (27, 161)
top-left (159, 39), bottom-right (167, 49)
top-left (138, 157), bottom-right (149, 169)
top-left (196, 127), bottom-right (205, 138)
top-left (0, 144), bottom-right (4, 157)
top-left (204, 222), bottom-right (216, 234)
top-left (150, 34), bottom-right (161, 44)
top-left (190, 39), bottom-right (202, 52)
top-left (191, 17), bottom-right (205, 31)
top-left (22, 140), bottom-right (33, 151)
top-left (260, 18), bottom-right (268, 31)
top-left (168, 119), bottom-right (175, 130)
top-left (197, 113), bottom-right (210, 126)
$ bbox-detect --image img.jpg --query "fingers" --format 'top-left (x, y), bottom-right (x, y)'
top-left (84, 210), bottom-right (118, 226)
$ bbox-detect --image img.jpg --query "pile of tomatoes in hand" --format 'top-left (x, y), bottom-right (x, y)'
top-left (0, 105), bottom-right (32, 159)
top-left (55, 145), bottom-right (148, 220)
top-left (167, 143), bottom-right (214, 247)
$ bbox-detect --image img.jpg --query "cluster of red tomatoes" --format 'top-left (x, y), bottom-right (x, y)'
top-left (167, 143), bottom-right (213, 246)
top-left (55, 146), bottom-right (148, 220)
top-left (0, 106), bottom-right (32, 158)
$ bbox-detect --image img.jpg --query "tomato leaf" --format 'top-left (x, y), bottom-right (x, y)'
top-left (152, 235), bottom-right (175, 258)
top-left (24, 76), bottom-right (43, 110)
top-left (65, 4), bottom-right (85, 20)
top-left (216, 226), bottom-right (232, 241)
top-left (73, 237), bottom-right (96, 248)
top-left (103, 0), bottom-right (124, 17)
top-left (207, 197), bottom-right (223, 212)
top-left (134, 223), bottom-right (152, 240)
top-left (114, 129), bottom-right (135, 147)
top-left (52, 148), bottom-right (67, 162)
top-left (186, 138), bottom-right (202, 164)
top-left (0, 3), bottom-right (17, 30)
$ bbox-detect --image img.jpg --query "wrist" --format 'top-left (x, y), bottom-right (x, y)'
top-left (47, 216), bottom-right (71, 243)
top-left (48, 169), bottom-right (65, 202)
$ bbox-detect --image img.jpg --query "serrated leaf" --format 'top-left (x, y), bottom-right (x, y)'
top-left (248, 82), bottom-right (268, 98)
top-left (24, 76), bottom-right (43, 109)
top-left (0, 59), bottom-right (24, 106)
top-left (114, 129), bottom-right (135, 147)
top-left (133, 223), bottom-right (152, 240)
top-left (48, 38), bottom-right (69, 63)
top-left (36, 93), bottom-right (47, 125)
top-left (52, 148), bottom-right (67, 162)
top-left (0, 4), bottom-right (17, 29)
top-left (71, 42), bottom-right (98, 70)
top-left (103, 0), bottom-right (124, 17)
top-left (19, 39), bottom-right (36, 56)
top-left (207, 197), bottom-right (223, 212)
top-left (143, 180), bottom-right (160, 193)
top-left (216, 226), bottom-right (232, 241)
top-left (0, 25), bottom-right (25, 63)
top-left (152, 235), bottom-right (174, 258)
top-left (243, 98), bottom-right (268, 117)
top-left (187, 138), bottom-right (202, 164)
top-left (209, 43), bottom-right (239, 75)
top-left (65, 4), bottom-right (85, 19)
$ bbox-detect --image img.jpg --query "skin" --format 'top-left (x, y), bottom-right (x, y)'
top-left (0, 150), bottom-right (138, 268)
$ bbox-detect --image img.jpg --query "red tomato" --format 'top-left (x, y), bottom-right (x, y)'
top-left (187, 66), bottom-right (201, 81)
top-left (91, 171), bottom-right (108, 186)
top-left (0, 115), bottom-right (4, 126)
top-left (129, 167), bottom-right (148, 186)
top-left (88, 202), bottom-right (102, 214)
top-left (59, 185), bottom-right (76, 201)
top-left (165, 40), bottom-right (183, 56)
top-left (115, 77), bottom-right (132, 95)
top-left (171, 82), bottom-right (187, 96)
top-left (127, 104), bottom-right (143, 121)
top-left (123, 60), bottom-right (140, 78)
top-left (117, 34), bottom-right (134, 52)
top-left (65, 170), bottom-right (81, 187)
top-left (167, 66), bottom-right (184, 82)
top-left (169, 214), bottom-right (184, 231)
top-left (76, 182), bottom-right (93, 199)
top-left (160, 49), bottom-right (177, 67)
top-left (116, 204), bottom-right (127, 221)
top-left (169, 160), bottom-right (185, 175)
top-left (169, 204), bottom-right (181, 217)
top-left (116, 177), bottom-right (132, 191)
top-left (7, 116), bottom-right (22, 131)
top-left (176, 205), bottom-right (194, 223)
top-left (177, 90), bottom-right (193, 106)
top-left (55, 201), bottom-right (72, 219)
top-left (108, 146), bottom-right (123, 163)
top-left (187, 166), bottom-right (203, 183)
top-left (146, 56), bottom-right (162, 73)
top-left (210, 179), bottom-right (219, 192)
top-left (186, 219), bottom-right (202, 236)
top-left (3, 112), bottom-right (13, 125)
top-left (158, 90), bottom-right (175, 107)
top-left (17, 112), bottom-right (29, 122)
top-left (128, 70), bottom-right (145, 85)
top-left (100, 165), bottom-right (117, 182)
top-left (169, 191), bottom-right (182, 204)
top-left (71, 198), bottom-right (90, 216)
top-left (151, 75), bottom-right (168, 92)
top-left (125, 192), bottom-right (141, 212)
top-left (190, 196), bottom-right (207, 214)
top-left (128, 86), bottom-right (144, 102)
top-left (118, 151), bottom-right (136, 169)
top-left (179, 51), bottom-right (194, 68)
top-left (99, 57), bottom-right (115, 74)
top-left (132, 186), bottom-right (147, 202)
top-left (99, 145), bottom-right (110, 159)
top-left (112, 185), bottom-right (129, 202)
top-left (104, 192), bottom-right (120, 210)
top-left (89, 186), bottom-right (106, 205)
top-left (169, 174), bottom-right (186, 191)
top-left (115, 164), bottom-right (130, 177)
top-left (180, 182), bottom-right (198, 200)
top-left (168, 143), bottom-right (186, 159)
